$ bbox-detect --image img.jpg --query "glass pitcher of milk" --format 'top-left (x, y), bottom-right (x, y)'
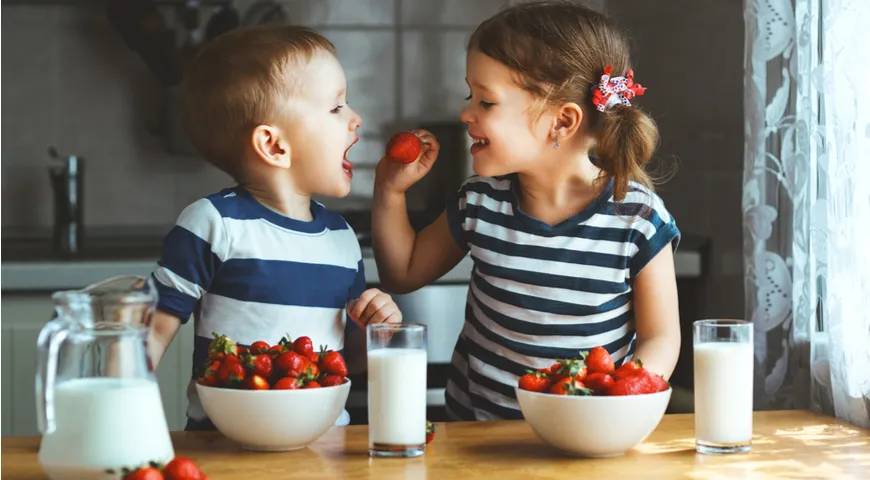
top-left (36, 275), bottom-right (175, 479)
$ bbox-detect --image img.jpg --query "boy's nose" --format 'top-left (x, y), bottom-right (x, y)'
top-left (459, 105), bottom-right (473, 124)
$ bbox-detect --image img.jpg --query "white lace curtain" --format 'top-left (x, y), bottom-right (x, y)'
top-left (743, 0), bottom-right (870, 428)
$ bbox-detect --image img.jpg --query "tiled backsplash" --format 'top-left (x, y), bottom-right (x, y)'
top-left (1, 0), bottom-right (744, 316)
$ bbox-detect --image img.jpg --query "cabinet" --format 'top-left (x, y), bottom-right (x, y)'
top-left (1, 294), bottom-right (196, 436)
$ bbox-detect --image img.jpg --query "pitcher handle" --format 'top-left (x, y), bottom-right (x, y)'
top-left (35, 315), bottom-right (69, 435)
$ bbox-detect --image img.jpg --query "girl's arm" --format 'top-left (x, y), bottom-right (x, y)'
top-left (372, 129), bottom-right (467, 294)
top-left (372, 193), bottom-right (466, 294)
top-left (631, 245), bottom-right (682, 379)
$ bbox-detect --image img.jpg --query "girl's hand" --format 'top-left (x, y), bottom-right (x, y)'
top-left (375, 129), bottom-right (440, 195)
top-left (346, 288), bottom-right (403, 328)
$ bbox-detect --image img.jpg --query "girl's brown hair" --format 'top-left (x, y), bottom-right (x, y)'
top-left (468, 0), bottom-right (659, 202)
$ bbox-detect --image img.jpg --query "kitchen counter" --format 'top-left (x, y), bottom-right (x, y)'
top-left (3, 410), bottom-right (867, 479)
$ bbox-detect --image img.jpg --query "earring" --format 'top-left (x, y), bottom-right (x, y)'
top-left (553, 134), bottom-right (560, 150)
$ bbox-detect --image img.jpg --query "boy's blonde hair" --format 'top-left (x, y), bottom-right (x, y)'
top-left (181, 25), bottom-right (336, 178)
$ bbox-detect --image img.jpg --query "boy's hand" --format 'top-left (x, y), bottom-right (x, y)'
top-left (375, 129), bottom-right (440, 195)
top-left (346, 288), bottom-right (402, 328)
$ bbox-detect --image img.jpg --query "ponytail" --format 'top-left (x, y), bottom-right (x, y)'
top-left (594, 105), bottom-right (659, 202)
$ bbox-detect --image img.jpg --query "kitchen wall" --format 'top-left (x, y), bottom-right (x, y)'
top-left (1, 0), bottom-right (744, 317)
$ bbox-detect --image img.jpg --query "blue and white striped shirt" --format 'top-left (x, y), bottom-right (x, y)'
top-left (152, 186), bottom-right (365, 422)
top-left (444, 174), bottom-right (680, 421)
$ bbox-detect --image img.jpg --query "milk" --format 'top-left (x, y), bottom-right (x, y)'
top-left (367, 348), bottom-right (428, 446)
top-left (693, 342), bottom-right (754, 446)
top-left (38, 377), bottom-right (175, 479)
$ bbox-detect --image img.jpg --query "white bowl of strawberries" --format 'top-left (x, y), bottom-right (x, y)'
top-left (195, 334), bottom-right (351, 451)
top-left (516, 346), bottom-right (672, 458)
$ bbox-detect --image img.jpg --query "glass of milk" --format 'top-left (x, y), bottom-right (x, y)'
top-left (693, 319), bottom-right (754, 454)
top-left (367, 323), bottom-right (428, 458)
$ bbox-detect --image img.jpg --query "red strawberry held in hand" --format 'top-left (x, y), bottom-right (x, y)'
top-left (582, 346), bottom-right (615, 374)
top-left (162, 456), bottom-right (206, 480)
top-left (518, 372), bottom-right (551, 393)
top-left (318, 348), bottom-right (348, 377)
top-left (385, 131), bottom-right (422, 164)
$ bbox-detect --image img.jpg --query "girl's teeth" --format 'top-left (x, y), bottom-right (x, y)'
top-left (474, 138), bottom-right (489, 145)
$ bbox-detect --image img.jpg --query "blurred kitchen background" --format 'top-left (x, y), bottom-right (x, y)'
top-left (2, 0), bottom-right (744, 435)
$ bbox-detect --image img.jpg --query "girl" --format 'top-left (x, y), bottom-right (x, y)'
top-left (372, 0), bottom-right (681, 421)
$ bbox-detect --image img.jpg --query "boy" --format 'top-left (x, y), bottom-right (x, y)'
top-left (148, 25), bottom-right (401, 431)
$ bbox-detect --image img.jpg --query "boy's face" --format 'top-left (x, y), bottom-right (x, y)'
top-left (283, 51), bottom-right (362, 198)
top-left (459, 50), bottom-right (555, 177)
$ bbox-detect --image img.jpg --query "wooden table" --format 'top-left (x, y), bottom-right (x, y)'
top-left (3, 410), bottom-right (868, 479)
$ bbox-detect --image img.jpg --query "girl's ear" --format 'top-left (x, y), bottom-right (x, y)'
top-left (553, 102), bottom-right (584, 139)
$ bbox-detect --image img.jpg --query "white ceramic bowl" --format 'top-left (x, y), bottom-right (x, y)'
top-left (196, 380), bottom-right (351, 451)
top-left (516, 387), bottom-right (672, 457)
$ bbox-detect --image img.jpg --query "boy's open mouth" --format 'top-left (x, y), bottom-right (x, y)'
top-left (343, 136), bottom-right (358, 178)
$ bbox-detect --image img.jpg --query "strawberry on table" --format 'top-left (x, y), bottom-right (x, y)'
top-left (162, 456), bottom-right (206, 480)
top-left (124, 467), bottom-right (164, 480)
top-left (426, 420), bottom-right (436, 444)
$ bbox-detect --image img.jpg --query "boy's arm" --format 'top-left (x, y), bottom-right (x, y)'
top-left (149, 199), bottom-right (227, 367)
top-left (372, 191), bottom-right (466, 294)
top-left (149, 310), bottom-right (182, 368)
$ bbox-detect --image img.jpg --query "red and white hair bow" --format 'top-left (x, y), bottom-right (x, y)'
top-left (591, 66), bottom-right (647, 112)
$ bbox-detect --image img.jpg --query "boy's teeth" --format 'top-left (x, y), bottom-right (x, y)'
top-left (474, 138), bottom-right (489, 145)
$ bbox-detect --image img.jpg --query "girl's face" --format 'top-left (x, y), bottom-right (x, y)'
top-left (460, 50), bottom-right (556, 177)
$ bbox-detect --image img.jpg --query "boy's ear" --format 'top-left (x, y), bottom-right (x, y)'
top-left (553, 102), bottom-right (584, 139)
top-left (250, 124), bottom-right (292, 168)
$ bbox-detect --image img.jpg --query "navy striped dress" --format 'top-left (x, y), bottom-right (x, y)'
top-left (444, 174), bottom-right (680, 421)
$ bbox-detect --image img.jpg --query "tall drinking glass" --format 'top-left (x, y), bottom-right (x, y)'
top-left (367, 323), bottom-right (427, 458)
top-left (693, 319), bottom-right (754, 454)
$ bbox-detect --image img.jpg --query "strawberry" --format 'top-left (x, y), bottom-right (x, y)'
top-left (301, 358), bottom-right (320, 378)
top-left (426, 420), bottom-right (436, 444)
top-left (607, 374), bottom-right (655, 396)
top-left (584, 372), bottom-right (615, 392)
top-left (306, 351), bottom-right (320, 364)
top-left (207, 333), bottom-right (238, 361)
top-left (548, 377), bottom-right (573, 395)
top-left (218, 359), bottom-right (246, 386)
top-left (320, 374), bottom-right (345, 387)
top-left (243, 374), bottom-right (270, 390)
top-left (518, 372), bottom-right (551, 393)
top-left (385, 131), bottom-right (422, 164)
top-left (612, 359), bottom-right (644, 380)
top-left (163, 456), bottom-right (205, 480)
top-left (318, 349), bottom-right (347, 377)
top-left (197, 360), bottom-right (220, 387)
top-left (275, 350), bottom-right (306, 377)
top-left (268, 344), bottom-right (284, 358)
top-left (124, 467), bottom-right (164, 480)
top-left (292, 336), bottom-right (314, 358)
top-left (249, 341), bottom-right (271, 355)
top-left (303, 380), bottom-right (322, 389)
top-left (243, 352), bottom-right (273, 378)
top-left (643, 370), bottom-right (670, 393)
top-left (581, 346), bottom-right (615, 374)
top-left (273, 376), bottom-right (302, 390)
